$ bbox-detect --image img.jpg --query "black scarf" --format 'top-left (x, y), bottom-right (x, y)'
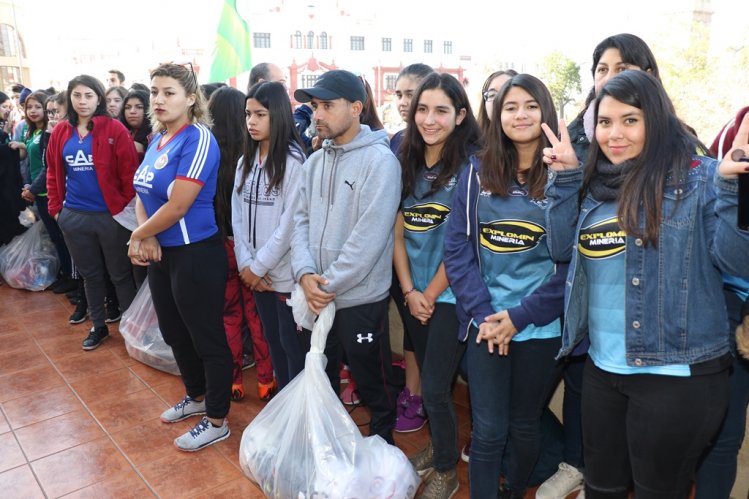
top-left (588, 158), bottom-right (636, 201)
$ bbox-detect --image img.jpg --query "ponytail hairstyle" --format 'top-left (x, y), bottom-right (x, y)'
top-left (149, 63), bottom-right (211, 133)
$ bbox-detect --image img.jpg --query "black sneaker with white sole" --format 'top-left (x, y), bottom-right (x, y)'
top-left (82, 326), bottom-right (109, 350)
top-left (105, 305), bottom-right (121, 323)
top-left (69, 302), bottom-right (89, 324)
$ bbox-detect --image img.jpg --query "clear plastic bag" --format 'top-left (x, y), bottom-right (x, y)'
top-left (0, 221), bottom-right (59, 291)
top-left (239, 300), bottom-right (420, 498)
top-left (119, 282), bottom-right (180, 375)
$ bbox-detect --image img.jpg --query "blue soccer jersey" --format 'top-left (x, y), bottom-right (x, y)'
top-left (63, 134), bottom-right (108, 212)
top-left (475, 181), bottom-right (560, 341)
top-left (401, 161), bottom-right (462, 304)
top-left (133, 124), bottom-right (220, 247)
top-left (580, 201), bottom-right (689, 376)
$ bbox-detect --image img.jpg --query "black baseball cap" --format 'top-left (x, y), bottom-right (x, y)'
top-left (294, 70), bottom-right (366, 104)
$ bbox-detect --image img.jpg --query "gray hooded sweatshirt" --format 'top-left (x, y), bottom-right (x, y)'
top-left (291, 125), bottom-right (401, 309)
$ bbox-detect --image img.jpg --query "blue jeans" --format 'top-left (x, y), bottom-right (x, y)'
top-left (404, 303), bottom-right (465, 471)
top-left (695, 291), bottom-right (749, 499)
top-left (253, 291), bottom-right (310, 389)
top-left (468, 327), bottom-right (562, 498)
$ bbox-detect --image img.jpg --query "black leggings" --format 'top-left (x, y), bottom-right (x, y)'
top-left (148, 235), bottom-right (231, 419)
top-left (582, 358), bottom-right (729, 499)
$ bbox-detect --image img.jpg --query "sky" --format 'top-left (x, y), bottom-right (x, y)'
top-left (10, 0), bottom-right (749, 92)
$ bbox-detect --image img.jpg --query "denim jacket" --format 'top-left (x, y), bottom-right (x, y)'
top-left (545, 156), bottom-right (749, 366)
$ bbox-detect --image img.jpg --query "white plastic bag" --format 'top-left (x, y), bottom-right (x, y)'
top-left (0, 221), bottom-right (59, 291)
top-left (119, 282), bottom-right (180, 375)
top-left (239, 302), bottom-right (420, 498)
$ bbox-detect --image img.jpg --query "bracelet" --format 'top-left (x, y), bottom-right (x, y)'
top-left (403, 287), bottom-right (416, 305)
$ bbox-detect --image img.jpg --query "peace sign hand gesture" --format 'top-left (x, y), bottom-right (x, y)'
top-left (719, 113), bottom-right (749, 179)
top-left (541, 119), bottom-right (580, 172)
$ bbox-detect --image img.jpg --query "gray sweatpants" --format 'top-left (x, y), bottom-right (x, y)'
top-left (57, 207), bottom-right (135, 328)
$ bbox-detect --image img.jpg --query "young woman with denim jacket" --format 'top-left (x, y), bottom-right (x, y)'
top-left (443, 74), bottom-right (567, 499)
top-left (538, 35), bottom-right (665, 499)
top-left (694, 106), bottom-right (749, 499)
top-left (395, 72), bottom-right (480, 498)
top-left (542, 70), bottom-right (749, 498)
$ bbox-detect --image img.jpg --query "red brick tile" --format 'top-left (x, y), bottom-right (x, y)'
top-left (60, 469), bottom-right (153, 498)
top-left (140, 449), bottom-right (242, 498)
top-left (2, 385), bottom-right (82, 429)
top-left (70, 367), bottom-right (146, 406)
top-left (0, 432), bottom-right (26, 473)
top-left (15, 409), bottom-right (105, 461)
top-left (87, 389), bottom-right (168, 435)
top-left (35, 333), bottom-right (92, 361)
top-left (197, 476), bottom-right (264, 498)
top-left (0, 465), bottom-right (45, 499)
top-left (31, 437), bottom-right (132, 498)
top-left (0, 343), bottom-right (49, 377)
top-left (0, 364), bottom-right (65, 403)
top-left (128, 362), bottom-right (178, 387)
top-left (53, 349), bottom-right (127, 383)
top-left (109, 416), bottom-right (188, 468)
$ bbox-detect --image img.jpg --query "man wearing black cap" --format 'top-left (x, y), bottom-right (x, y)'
top-left (291, 69), bottom-right (401, 443)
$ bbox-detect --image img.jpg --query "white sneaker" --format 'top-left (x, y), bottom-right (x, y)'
top-left (160, 396), bottom-right (206, 423)
top-left (174, 416), bottom-right (230, 451)
top-left (536, 462), bottom-right (584, 499)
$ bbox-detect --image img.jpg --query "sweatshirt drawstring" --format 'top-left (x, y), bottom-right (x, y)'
top-left (466, 162), bottom-right (474, 239)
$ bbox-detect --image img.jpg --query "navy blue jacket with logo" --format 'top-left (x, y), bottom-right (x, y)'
top-left (444, 156), bottom-right (568, 341)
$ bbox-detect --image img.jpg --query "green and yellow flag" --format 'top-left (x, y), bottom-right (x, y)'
top-left (209, 0), bottom-right (252, 82)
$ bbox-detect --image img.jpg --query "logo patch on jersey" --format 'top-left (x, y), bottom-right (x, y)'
top-left (444, 175), bottom-right (458, 191)
top-left (154, 153), bottom-right (168, 170)
top-left (508, 185), bottom-right (527, 197)
top-left (578, 217), bottom-right (626, 259)
top-left (403, 202), bottom-right (450, 232)
top-left (423, 171), bottom-right (438, 182)
top-left (479, 219), bottom-right (546, 253)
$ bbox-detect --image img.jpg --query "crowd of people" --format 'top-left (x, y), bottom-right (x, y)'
top-left (0, 31), bottom-right (748, 498)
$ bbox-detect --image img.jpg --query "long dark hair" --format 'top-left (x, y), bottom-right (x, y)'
top-left (360, 77), bottom-right (384, 131)
top-left (582, 71), bottom-right (699, 246)
top-left (120, 89), bottom-right (152, 148)
top-left (477, 69), bottom-right (518, 137)
top-left (479, 74), bottom-right (557, 199)
top-left (208, 86), bottom-right (247, 238)
top-left (66, 75), bottom-right (109, 127)
top-left (573, 33), bottom-right (660, 124)
top-left (239, 81), bottom-right (304, 195)
top-left (23, 91), bottom-right (49, 137)
top-left (401, 72), bottom-right (480, 199)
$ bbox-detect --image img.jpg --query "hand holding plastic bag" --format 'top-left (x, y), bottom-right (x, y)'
top-left (119, 282), bottom-right (180, 375)
top-left (0, 221), bottom-right (59, 291)
top-left (239, 300), bottom-right (419, 498)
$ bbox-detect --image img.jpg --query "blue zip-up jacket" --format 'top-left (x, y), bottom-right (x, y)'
top-left (546, 156), bottom-right (749, 366)
top-left (444, 157), bottom-right (568, 341)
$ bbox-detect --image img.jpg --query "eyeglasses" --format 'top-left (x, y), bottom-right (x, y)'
top-left (483, 90), bottom-right (499, 102)
top-left (46, 110), bottom-right (58, 116)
